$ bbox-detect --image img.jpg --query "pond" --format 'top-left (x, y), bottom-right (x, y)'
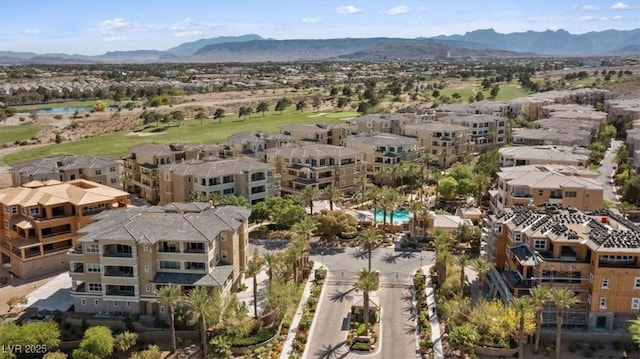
top-left (36, 106), bottom-right (94, 114)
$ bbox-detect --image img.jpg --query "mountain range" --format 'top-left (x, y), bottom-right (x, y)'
top-left (0, 29), bottom-right (638, 64)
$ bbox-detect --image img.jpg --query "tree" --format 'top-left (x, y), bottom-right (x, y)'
top-left (93, 100), bottom-right (107, 112)
top-left (263, 252), bottom-right (279, 293)
top-left (256, 102), bottom-right (269, 116)
top-left (449, 324), bottom-right (478, 359)
top-left (170, 110), bottom-right (184, 126)
top-left (245, 248), bottom-right (264, 318)
top-left (312, 93), bottom-right (322, 112)
top-left (296, 100), bottom-right (307, 112)
top-left (264, 196), bottom-right (307, 230)
top-left (357, 228), bottom-right (379, 271)
top-left (6, 295), bottom-right (27, 313)
top-left (316, 210), bottom-right (357, 240)
top-left (153, 284), bottom-right (182, 355)
top-left (302, 186), bottom-right (321, 215)
top-left (130, 345), bottom-right (161, 359)
top-left (219, 194), bottom-right (250, 208)
top-left (114, 331), bottom-right (138, 352)
top-left (73, 326), bottom-right (114, 359)
top-left (322, 185), bottom-right (341, 211)
top-left (354, 268), bottom-right (379, 337)
top-left (433, 228), bottom-right (454, 284)
top-left (549, 288), bottom-right (577, 359)
top-left (438, 176), bottom-right (458, 200)
top-left (629, 317), bottom-right (640, 346)
top-left (209, 336), bottom-right (232, 359)
top-left (473, 171), bottom-right (491, 208)
top-left (213, 108), bottom-right (225, 123)
top-left (470, 257), bottom-right (492, 301)
top-left (43, 352), bottom-right (68, 359)
top-left (187, 287), bottom-right (215, 359)
top-left (275, 100), bottom-right (287, 114)
top-left (456, 255), bottom-right (469, 299)
top-left (408, 201), bottom-right (423, 237)
top-left (530, 286), bottom-right (549, 354)
top-left (0, 321), bottom-right (62, 358)
top-left (354, 176), bottom-right (371, 207)
top-left (196, 110), bottom-right (207, 125)
top-left (511, 297), bottom-right (534, 359)
top-left (475, 91), bottom-right (485, 102)
top-left (249, 201), bottom-right (270, 223)
top-left (616, 201), bottom-right (634, 219)
top-left (431, 169), bottom-right (443, 206)
top-left (490, 85), bottom-right (500, 98)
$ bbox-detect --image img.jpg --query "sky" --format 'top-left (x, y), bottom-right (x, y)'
top-left (0, 0), bottom-right (638, 55)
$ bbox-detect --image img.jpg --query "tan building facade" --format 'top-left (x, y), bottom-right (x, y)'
top-left (280, 124), bottom-right (349, 146)
top-left (402, 122), bottom-right (473, 168)
top-left (10, 155), bottom-right (121, 189)
top-left (0, 179), bottom-right (129, 279)
top-left (158, 158), bottom-right (280, 205)
top-left (265, 144), bottom-right (363, 195)
top-left (224, 131), bottom-right (295, 161)
top-left (440, 114), bottom-right (508, 152)
top-left (69, 203), bottom-right (250, 317)
top-left (486, 205), bottom-right (640, 330)
top-left (351, 113), bottom-right (418, 135)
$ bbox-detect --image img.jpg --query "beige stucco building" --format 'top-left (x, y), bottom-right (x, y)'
top-left (0, 179), bottom-right (129, 279)
top-left (10, 155), bottom-right (121, 189)
top-left (158, 157), bottom-right (280, 205)
top-left (402, 122), bottom-right (473, 168)
top-left (265, 144), bottom-right (363, 195)
top-left (69, 203), bottom-right (250, 317)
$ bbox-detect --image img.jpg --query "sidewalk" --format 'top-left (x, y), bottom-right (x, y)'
top-left (279, 263), bottom-right (319, 359)
top-left (422, 265), bottom-right (444, 359)
top-left (237, 269), bottom-right (269, 317)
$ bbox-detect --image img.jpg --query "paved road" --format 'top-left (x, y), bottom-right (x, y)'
top-left (599, 139), bottom-right (622, 203)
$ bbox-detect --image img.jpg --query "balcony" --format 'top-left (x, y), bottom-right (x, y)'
top-left (71, 263), bottom-right (84, 274)
top-left (103, 267), bottom-right (134, 277)
top-left (102, 251), bottom-right (133, 258)
top-left (72, 283), bottom-right (86, 293)
top-left (106, 289), bottom-right (135, 297)
top-left (69, 246), bottom-right (83, 255)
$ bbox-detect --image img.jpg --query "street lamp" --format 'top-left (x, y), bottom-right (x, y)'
top-left (419, 255), bottom-right (425, 268)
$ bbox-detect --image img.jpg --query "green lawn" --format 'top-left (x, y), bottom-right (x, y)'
top-left (3, 109), bottom-right (358, 165)
top-left (15, 100), bottom-right (115, 112)
top-left (0, 125), bottom-right (47, 144)
top-left (494, 84), bottom-right (532, 101)
top-left (439, 87), bottom-right (478, 101)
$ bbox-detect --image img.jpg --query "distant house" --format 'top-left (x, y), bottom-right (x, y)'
top-left (10, 155), bottom-right (121, 189)
top-left (280, 124), bottom-right (350, 146)
top-left (498, 146), bottom-right (589, 168)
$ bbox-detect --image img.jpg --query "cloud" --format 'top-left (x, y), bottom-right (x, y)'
top-left (336, 5), bottom-right (363, 14)
top-left (611, 2), bottom-right (631, 10)
top-left (302, 18), bottom-right (319, 24)
top-left (381, 6), bottom-right (409, 15)
top-left (416, 6), bottom-right (427, 13)
top-left (581, 5), bottom-right (600, 10)
top-left (23, 28), bottom-right (42, 35)
top-left (92, 17), bottom-right (164, 35)
top-left (102, 36), bottom-right (127, 42)
top-left (173, 31), bottom-right (202, 37)
top-left (613, 15), bottom-right (624, 19)
top-left (579, 15), bottom-right (596, 21)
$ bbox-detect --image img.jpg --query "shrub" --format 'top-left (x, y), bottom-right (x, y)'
top-left (356, 323), bottom-right (366, 336)
top-left (230, 326), bottom-right (278, 347)
top-left (53, 114), bottom-right (63, 120)
top-left (351, 342), bottom-right (371, 351)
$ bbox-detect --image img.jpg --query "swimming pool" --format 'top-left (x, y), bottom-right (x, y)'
top-left (372, 209), bottom-right (411, 224)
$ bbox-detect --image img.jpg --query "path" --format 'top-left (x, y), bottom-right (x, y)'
top-left (422, 265), bottom-right (444, 359)
top-left (280, 264), bottom-right (319, 359)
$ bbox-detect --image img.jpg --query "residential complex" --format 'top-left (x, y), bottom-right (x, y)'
top-left (69, 203), bottom-right (250, 316)
top-left (402, 121), bottom-right (474, 168)
top-left (491, 165), bottom-right (603, 213)
top-left (10, 155), bottom-right (121, 189)
top-left (343, 133), bottom-right (423, 182)
top-left (158, 157), bottom-right (280, 205)
top-left (265, 144), bottom-right (363, 195)
top-left (0, 179), bottom-right (129, 279)
top-left (440, 114), bottom-right (508, 152)
top-left (351, 113), bottom-right (418, 135)
top-left (485, 205), bottom-right (640, 330)
top-left (122, 143), bottom-right (222, 203)
top-left (498, 146), bottom-right (590, 168)
top-left (224, 131), bottom-right (295, 161)
top-left (280, 124), bottom-right (350, 146)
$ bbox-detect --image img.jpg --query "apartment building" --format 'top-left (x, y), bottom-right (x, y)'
top-left (343, 133), bottom-right (423, 182)
top-left (402, 121), bottom-right (473, 168)
top-left (122, 143), bottom-right (223, 203)
top-left (224, 131), bottom-right (295, 161)
top-left (10, 155), bottom-right (121, 189)
top-left (440, 114), bottom-right (508, 152)
top-left (511, 128), bottom-right (591, 147)
top-left (158, 157), bottom-right (280, 205)
top-left (69, 203), bottom-right (250, 316)
top-left (606, 99), bottom-right (640, 123)
top-left (351, 113), bottom-right (418, 135)
top-left (491, 165), bottom-right (603, 213)
top-left (280, 124), bottom-right (350, 146)
top-left (485, 205), bottom-right (640, 330)
top-left (265, 144), bottom-right (363, 195)
top-left (0, 179), bottom-right (129, 279)
top-left (498, 146), bottom-right (590, 168)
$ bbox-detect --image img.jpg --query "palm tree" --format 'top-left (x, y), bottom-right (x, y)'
top-left (628, 317), bottom-right (640, 346)
top-left (366, 185), bottom-right (383, 221)
top-left (357, 228), bottom-right (379, 271)
top-left (456, 255), bottom-right (469, 299)
top-left (440, 148), bottom-right (450, 170)
top-left (408, 201), bottom-right (422, 237)
top-left (473, 171), bottom-right (491, 208)
top-left (245, 249), bottom-right (264, 318)
top-left (302, 186), bottom-right (321, 215)
top-left (286, 238), bottom-right (305, 284)
top-left (354, 268), bottom-right (379, 337)
top-left (186, 286), bottom-right (215, 359)
top-left (615, 201), bottom-right (634, 219)
top-left (431, 169), bottom-right (443, 208)
top-left (530, 286), bottom-right (550, 354)
top-left (433, 228), bottom-right (454, 283)
top-left (153, 284), bottom-right (182, 355)
top-left (291, 217), bottom-right (317, 267)
top-left (391, 162), bottom-right (407, 195)
top-left (549, 288), bottom-right (577, 359)
top-left (382, 187), bottom-right (401, 233)
top-left (469, 257), bottom-right (493, 301)
top-left (263, 252), bottom-right (278, 293)
top-left (322, 185), bottom-right (341, 211)
top-left (354, 176), bottom-right (371, 207)
top-left (511, 297), bottom-right (534, 359)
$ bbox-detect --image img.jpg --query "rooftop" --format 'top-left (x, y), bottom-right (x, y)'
top-left (160, 157), bottom-right (273, 178)
top-left (10, 155), bottom-right (118, 175)
top-left (0, 179), bottom-right (129, 207)
top-left (266, 144), bottom-right (362, 159)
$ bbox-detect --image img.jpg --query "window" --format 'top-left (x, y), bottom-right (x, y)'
top-left (94, 299), bottom-right (99, 306)
top-left (223, 188), bottom-right (234, 195)
top-left (185, 262), bottom-right (205, 270)
top-left (632, 298), bottom-right (640, 310)
top-left (538, 189), bottom-right (543, 196)
top-left (143, 244), bottom-right (148, 252)
top-left (221, 250), bottom-right (228, 260)
top-left (114, 301), bottom-right (118, 307)
top-left (95, 170), bottom-right (102, 175)
top-left (146, 285), bottom-right (151, 292)
top-left (88, 283), bottom-right (102, 292)
top-left (127, 302), bottom-right (131, 307)
top-left (589, 273), bottom-right (593, 284)
top-left (495, 226), bottom-right (502, 234)
top-left (81, 298), bottom-right (86, 306)
top-left (3, 220), bottom-right (8, 228)
top-left (514, 233), bottom-right (522, 242)
top-left (533, 240), bottom-right (546, 250)
top-left (10, 206), bottom-right (17, 215)
top-left (3, 206), bottom-right (8, 214)
top-left (599, 297), bottom-right (607, 310)
top-left (601, 277), bottom-right (609, 289)
top-left (144, 265), bottom-right (149, 273)
top-left (159, 261), bottom-right (180, 269)
top-left (110, 178), bottom-right (117, 184)
top-left (635, 277), bottom-right (640, 289)
top-left (87, 263), bottom-right (101, 273)
top-left (110, 166), bottom-right (116, 172)
top-left (160, 306), bottom-right (165, 314)
top-left (29, 207), bottom-right (40, 216)
top-left (565, 191), bottom-right (577, 198)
